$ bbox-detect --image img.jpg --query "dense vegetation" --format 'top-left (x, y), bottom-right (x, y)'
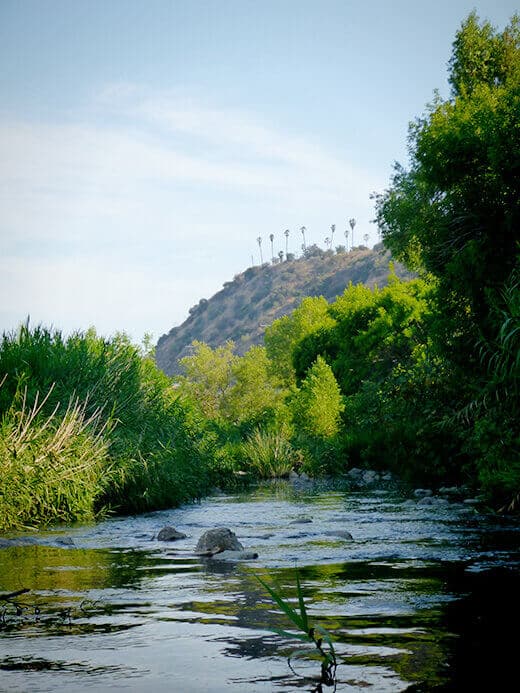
top-left (0, 325), bottom-right (217, 530)
top-left (1, 13), bottom-right (518, 530)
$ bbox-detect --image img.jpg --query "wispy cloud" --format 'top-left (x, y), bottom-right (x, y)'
top-left (0, 85), bottom-right (383, 339)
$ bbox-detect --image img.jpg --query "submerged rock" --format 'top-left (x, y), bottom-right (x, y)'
top-left (324, 530), bottom-right (354, 540)
top-left (414, 488), bottom-right (433, 498)
top-left (210, 550), bottom-right (258, 561)
top-left (195, 528), bottom-right (244, 554)
top-left (157, 526), bottom-right (187, 541)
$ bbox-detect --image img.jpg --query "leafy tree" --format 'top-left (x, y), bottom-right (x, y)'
top-left (293, 276), bottom-right (432, 395)
top-left (264, 296), bottom-right (335, 386)
top-left (290, 356), bottom-right (344, 438)
top-left (221, 345), bottom-right (286, 426)
top-left (178, 341), bottom-right (237, 418)
top-left (374, 13), bottom-right (520, 347)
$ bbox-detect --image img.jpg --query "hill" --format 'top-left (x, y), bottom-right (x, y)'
top-left (155, 244), bottom-right (414, 375)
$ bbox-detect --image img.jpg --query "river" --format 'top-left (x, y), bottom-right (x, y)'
top-left (1, 479), bottom-right (519, 691)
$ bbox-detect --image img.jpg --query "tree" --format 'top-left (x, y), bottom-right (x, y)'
top-left (300, 226), bottom-right (307, 252)
top-left (222, 346), bottom-right (285, 425)
top-left (269, 233), bottom-right (275, 262)
top-left (178, 341), bottom-right (237, 418)
top-left (284, 228), bottom-right (290, 258)
top-left (374, 13), bottom-right (520, 346)
top-left (257, 237), bottom-right (263, 264)
top-left (349, 218), bottom-right (356, 248)
top-left (344, 226), bottom-right (349, 251)
top-left (291, 356), bottom-right (344, 438)
top-left (264, 296), bottom-right (335, 386)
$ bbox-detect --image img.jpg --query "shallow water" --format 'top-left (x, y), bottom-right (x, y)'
top-left (1, 481), bottom-right (519, 691)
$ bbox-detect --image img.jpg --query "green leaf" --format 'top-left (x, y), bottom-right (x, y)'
top-left (295, 569), bottom-right (309, 633)
top-left (270, 628), bottom-right (313, 642)
top-left (255, 574), bottom-right (306, 631)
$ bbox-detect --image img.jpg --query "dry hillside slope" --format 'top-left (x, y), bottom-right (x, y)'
top-left (155, 244), bottom-right (414, 376)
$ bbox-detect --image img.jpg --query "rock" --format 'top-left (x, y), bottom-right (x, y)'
top-left (439, 486), bottom-right (462, 496)
top-left (362, 470), bottom-right (378, 484)
top-left (417, 496), bottom-right (435, 505)
top-left (157, 526), bottom-right (187, 542)
top-left (209, 550), bottom-right (258, 561)
top-left (432, 497), bottom-right (449, 505)
top-left (324, 530), bottom-right (353, 540)
top-left (382, 473), bottom-right (393, 481)
top-left (195, 528), bottom-right (243, 554)
top-left (289, 518), bottom-right (313, 525)
top-left (463, 498), bottom-right (480, 505)
top-left (346, 467), bottom-right (364, 478)
top-left (414, 488), bottom-right (433, 498)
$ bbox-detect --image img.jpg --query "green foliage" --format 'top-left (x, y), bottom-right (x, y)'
top-left (0, 324), bottom-right (213, 528)
top-left (178, 340), bottom-right (237, 419)
top-left (0, 384), bottom-right (110, 530)
top-left (374, 13), bottom-right (520, 343)
top-left (178, 341), bottom-right (287, 429)
top-left (294, 276), bottom-right (432, 395)
top-left (264, 296), bottom-right (335, 385)
top-left (240, 428), bottom-right (301, 479)
top-left (221, 345), bottom-right (286, 426)
top-left (255, 570), bottom-right (337, 686)
top-left (449, 12), bottom-right (519, 97)
top-left (291, 356), bottom-right (344, 439)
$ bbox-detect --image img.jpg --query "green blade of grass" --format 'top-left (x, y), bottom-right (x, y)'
top-left (255, 574), bottom-right (306, 631)
top-left (295, 569), bottom-right (309, 633)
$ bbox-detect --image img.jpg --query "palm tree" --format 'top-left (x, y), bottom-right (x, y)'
top-left (269, 233), bottom-right (275, 263)
top-left (330, 224), bottom-right (336, 249)
top-left (300, 226), bottom-right (307, 252)
top-left (344, 226), bottom-right (349, 251)
top-left (363, 233), bottom-right (369, 247)
top-left (324, 236), bottom-right (331, 250)
top-left (349, 218), bottom-right (356, 248)
top-left (284, 228), bottom-right (290, 258)
top-left (257, 236), bottom-right (263, 264)
top-left (278, 250), bottom-right (284, 263)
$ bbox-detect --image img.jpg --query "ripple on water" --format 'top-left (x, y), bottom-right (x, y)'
top-left (0, 481), bottom-right (519, 691)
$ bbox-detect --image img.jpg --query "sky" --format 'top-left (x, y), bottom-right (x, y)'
top-left (1, 0), bottom-right (517, 345)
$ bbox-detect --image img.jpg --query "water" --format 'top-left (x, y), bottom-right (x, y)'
top-left (1, 481), bottom-right (519, 691)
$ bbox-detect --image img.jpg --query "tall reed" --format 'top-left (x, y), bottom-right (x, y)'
top-left (0, 384), bottom-right (110, 530)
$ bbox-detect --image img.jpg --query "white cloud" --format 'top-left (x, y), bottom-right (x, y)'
top-left (0, 85), bottom-right (384, 339)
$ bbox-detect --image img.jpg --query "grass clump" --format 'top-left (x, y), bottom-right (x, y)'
top-left (0, 383), bottom-right (110, 530)
top-left (240, 429), bottom-right (301, 478)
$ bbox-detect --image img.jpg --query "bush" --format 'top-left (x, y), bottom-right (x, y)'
top-left (240, 428), bottom-right (302, 478)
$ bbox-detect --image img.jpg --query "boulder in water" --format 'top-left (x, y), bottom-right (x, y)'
top-left (195, 528), bottom-right (243, 554)
top-left (157, 526), bottom-right (187, 541)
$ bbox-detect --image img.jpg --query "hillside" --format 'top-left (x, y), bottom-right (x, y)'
top-left (155, 244), bottom-right (414, 375)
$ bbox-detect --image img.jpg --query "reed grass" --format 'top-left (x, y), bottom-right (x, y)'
top-left (240, 428), bottom-right (300, 478)
top-left (0, 324), bottom-right (214, 529)
top-left (0, 384), bottom-right (110, 530)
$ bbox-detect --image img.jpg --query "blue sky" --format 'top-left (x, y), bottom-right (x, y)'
top-left (1, 0), bottom-right (517, 344)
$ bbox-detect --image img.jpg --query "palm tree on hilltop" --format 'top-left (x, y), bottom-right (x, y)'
top-left (257, 236), bottom-right (263, 264)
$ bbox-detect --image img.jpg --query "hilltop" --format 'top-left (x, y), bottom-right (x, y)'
top-left (155, 244), bottom-right (414, 375)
